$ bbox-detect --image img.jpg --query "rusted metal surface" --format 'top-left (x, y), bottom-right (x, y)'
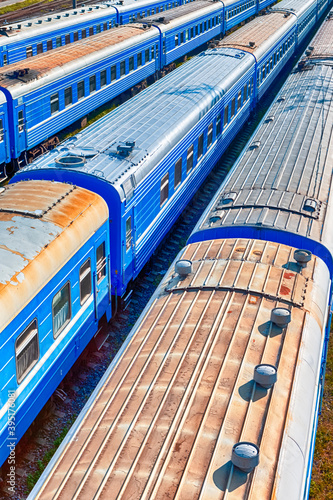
top-left (306, 10), bottom-right (333, 59)
top-left (30, 238), bottom-right (329, 500)
top-left (217, 12), bottom-right (294, 54)
top-left (0, 24), bottom-right (154, 87)
top-left (0, 180), bottom-right (108, 332)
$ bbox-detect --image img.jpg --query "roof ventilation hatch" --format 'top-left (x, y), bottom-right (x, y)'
top-left (294, 249), bottom-right (312, 268)
top-left (175, 260), bottom-right (192, 277)
top-left (231, 442), bottom-right (259, 472)
top-left (271, 307), bottom-right (291, 328)
top-left (254, 364), bottom-right (277, 389)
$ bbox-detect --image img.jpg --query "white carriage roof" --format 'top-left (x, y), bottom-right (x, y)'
top-left (197, 62), bottom-right (333, 252)
top-left (0, 4), bottom-right (117, 45)
top-left (20, 47), bottom-right (254, 200)
top-left (271, 0), bottom-right (317, 16)
top-left (144, 0), bottom-right (220, 26)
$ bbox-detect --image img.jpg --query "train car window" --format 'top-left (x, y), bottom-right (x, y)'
top-left (137, 53), bottom-right (142, 67)
top-left (237, 90), bottom-right (242, 110)
top-left (52, 282), bottom-right (71, 338)
top-left (231, 98), bottom-right (236, 118)
top-left (180, 32), bottom-right (184, 44)
top-left (224, 105), bottom-right (228, 126)
top-left (197, 134), bottom-right (204, 158)
top-left (101, 70), bottom-right (107, 87)
top-left (151, 46), bottom-right (154, 59)
top-left (111, 65), bottom-right (117, 81)
top-left (147, 10), bottom-right (150, 15)
top-left (216, 114), bottom-right (221, 136)
top-left (129, 56), bottom-right (134, 72)
top-left (96, 243), bottom-right (106, 283)
top-left (74, 31), bottom-right (79, 42)
top-left (156, 6), bottom-right (160, 12)
top-left (120, 61), bottom-right (126, 76)
top-left (56, 36), bottom-right (62, 47)
top-left (96, 25), bottom-right (101, 34)
top-left (50, 93), bottom-right (59, 114)
top-left (16, 319), bottom-right (39, 384)
top-left (145, 48), bottom-right (150, 62)
top-left (191, 27), bottom-right (194, 38)
top-left (201, 23), bottom-right (203, 33)
top-left (26, 46), bottom-right (33, 58)
top-left (80, 259), bottom-right (92, 305)
top-left (82, 29), bottom-right (87, 39)
top-left (160, 172), bottom-right (169, 206)
top-left (175, 34), bottom-right (179, 46)
top-left (120, 15), bottom-right (123, 23)
top-left (244, 83), bottom-right (247, 101)
top-left (207, 123), bottom-right (213, 148)
top-left (0, 119), bottom-right (3, 141)
top-left (3, 54), bottom-right (7, 65)
top-left (47, 40), bottom-right (53, 51)
top-left (65, 34), bottom-right (70, 45)
top-left (250, 77), bottom-right (254, 94)
top-left (64, 87), bottom-right (72, 107)
top-left (186, 145), bottom-right (194, 173)
top-left (126, 217), bottom-right (132, 250)
top-left (103, 22), bottom-right (108, 31)
top-left (89, 26), bottom-right (94, 36)
top-left (175, 157), bottom-right (182, 188)
top-left (37, 43), bottom-right (43, 54)
top-left (163, 39), bottom-right (166, 54)
top-left (77, 81), bottom-right (85, 100)
top-left (89, 75), bottom-right (96, 93)
top-left (185, 29), bottom-right (189, 41)
top-left (18, 110), bottom-right (24, 132)
top-left (152, 8), bottom-right (155, 14)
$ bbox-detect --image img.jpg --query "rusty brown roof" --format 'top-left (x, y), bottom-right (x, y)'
top-left (0, 24), bottom-right (154, 88)
top-left (30, 238), bottom-right (328, 499)
top-left (0, 180), bottom-right (108, 331)
top-left (307, 14), bottom-right (333, 59)
top-left (218, 12), bottom-right (292, 54)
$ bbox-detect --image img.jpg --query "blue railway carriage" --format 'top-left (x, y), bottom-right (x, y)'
top-left (224, 0), bottom-right (257, 32)
top-left (145, 0), bottom-right (224, 67)
top-left (116, 0), bottom-right (184, 24)
top-left (26, 237), bottom-right (331, 500)
top-left (271, 0), bottom-right (318, 46)
top-left (0, 24), bottom-right (160, 163)
top-left (15, 46), bottom-right (256, 300)
top-left (0, 92), bottom-right (10, 167)
top-left (218, 11), bottom-right (297, 100)
top-left (0, 4), bottom-right (118, 67)
top-left (0, 179), bottom-right (110, 469)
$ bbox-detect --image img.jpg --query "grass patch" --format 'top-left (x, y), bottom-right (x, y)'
top-left (0, 0), bottom-right (54, 16)
top-left (310, 327), bottom-right (333, 499)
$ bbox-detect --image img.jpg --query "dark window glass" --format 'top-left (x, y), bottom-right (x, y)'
top-left (37, 42), bottom-right (43, 54)
top-left (126, 217), bottom-right (132, 250)
top-left (81, 29), bottom-right (87, 39)
top-left (56, 36), bottom-right (62, 47)
top-left (137, 52), bottom-right (142, 67)
top-left (89, 75), bottom-right (96, 93)
top-left (216, 114), bottom-right (221, 135)
top-left (0, 118), bottom-right (3, 141)
top-left (16, 320), bottom-right (39, 383)
top-left (47, 39), bottom-right (53, 51)
top-left (26, 46), bottom-right (33, 58)
top-left (120, 61), bottom-right (126, 76)
top-left (96, 24), bottom-right (101, 34)
top-left (160, 172), bottom-right (169, 206)
top-left (50, 93), bottom-right (59, 114)
top-left (74, 31), bottom-right (79, 41)
top-left (96, 243), bottom-right (106, 282)
top-left (231, 98), bottom-right (236, 118)
top-left (77, 80), bottom-right (85, 100)
top-left (18, 110), bottom-right (24, 132)
top-left (65, 34), bottom-right (70, 45)
top-left (180, 32), bottom-right (184, 44)
top-left (207, 123), bottom-right (213, 148)
top-left (129, 56), bottom-right (134, 72)
top-left (198, 134), bottom-right (204, 158)
top-left (101, 69), bottom-right (107, 87)
top-left (244, 83), bottom-right (247, 101)
top-left (151, 46), bottom-right (154, 59)
top-left (175, 34), bottom-right (179, 46)
top-left (111, 65), bottom-right (117, 81)
top-left (52, 282), bottom-right (71, 338)
top-left (175, 158), bottom-right (182, 188)
top-left (103, 22), bottom-right (108, 31)
top-left (237, 90), bottom-right (242, 110)
top-left (3, 53), bottom-right (7, 65)
top-left (224, 105), bottom-right (228, 126)
top-left (186, 145), bottom-right (193, 173)
top-left (89, 26), bottom-right (94, 36)
top-left (64, 86), bottom-right (72, 107)
top-left (145, 48), bottom-right (150, 62)
top-left (80, 259), bottom-right (92, 305)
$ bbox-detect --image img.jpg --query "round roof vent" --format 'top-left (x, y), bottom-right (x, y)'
top-left (55, 155), bottom-right (85, 168)
top-left (254, 364), bottom-right (277, 389)
top-left (294, 249), bottom-right (312, 268)
top-left (231, 442), bottom-right (259, 472)
top-left (271, 308), bottom-right (291, 327)
top-left (175, 260), bottom-right (192, 277)
top-left (209, 215), bottom-right (221, 224)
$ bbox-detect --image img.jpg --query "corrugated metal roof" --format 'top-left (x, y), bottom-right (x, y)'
top-left (217, 12), bottom-right (295, 58)
top-left (144, 0), bottom-right (219, 24)
top-left (28, 238), bottom-right (329, 500)
top-left (198, 63), bottom-right (333, 247)
top-left (271, 0), bottom-right (316, 16)
top-left (306, 9), bottom-right (333, 60)
top-left (0, 180), bottom-right (108, 332)
top-left (21, 47), bottom-right (253, 199)
top-left (0, 24), bottom-right (156, 91)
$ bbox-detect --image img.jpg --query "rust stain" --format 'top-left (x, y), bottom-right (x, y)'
top-left (253, 250), bottom-right (262, 256)
top-left (279, 285), bottom-right (290, 295)
top-left (284, 272), bottom-right (294, 279)
top-left (235, 247), bottom-right (246, 252)
top-left (249, 295), bottom-right (258, 304)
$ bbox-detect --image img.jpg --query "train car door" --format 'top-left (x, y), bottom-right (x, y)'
top-left (123, 209), bottom-right (135, 285)
top-left (95, 234), bottom-right (110, 320)
top-left (16, 103), bottom-right (26, 158)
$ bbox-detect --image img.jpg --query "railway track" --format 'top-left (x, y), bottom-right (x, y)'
top-left (0, 0), bottom-right (100, 25)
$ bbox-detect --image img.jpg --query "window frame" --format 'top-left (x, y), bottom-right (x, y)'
top-left (15, 319), bottom-right (39, 384)
top-left (52, 281), bottom-right (71, 338)
top-left (160, 172), bottom-right (169, 206)
top-left (80, 258), bottom-right (92, 305)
